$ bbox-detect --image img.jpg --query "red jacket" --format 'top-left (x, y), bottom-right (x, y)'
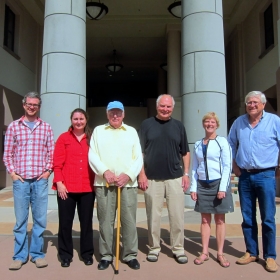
top-left (52, 130), bottom-right (94, 192)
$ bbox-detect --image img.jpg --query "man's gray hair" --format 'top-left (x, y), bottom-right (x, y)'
top-left (245, 91), bottom-right (266, 104)
top-left (156, 94), bottom-right (175, 107)
top-left (22, 91), bottom-right (42, 105)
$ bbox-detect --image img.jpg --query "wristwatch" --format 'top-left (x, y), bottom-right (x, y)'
top-left (45, 169), bottom-right (53, 174)
top-left (184, 173), bottom-right (189, 177)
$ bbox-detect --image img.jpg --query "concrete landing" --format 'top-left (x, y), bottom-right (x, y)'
top-left (0, 186), bottom-right (279, 279)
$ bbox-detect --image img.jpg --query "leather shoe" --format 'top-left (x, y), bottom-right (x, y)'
top-left (83, 257), bottom-right (93, 266)
top-left (98, 260), bottom-right (112, 270)
top-left (126, 259), bottom-right (140, 270)
top-left (265, 258), bottom-right (278, 272)
top-left (236, 252), bottom-right (259, 265)
top-left (61, 259), bottom-right (72, 267)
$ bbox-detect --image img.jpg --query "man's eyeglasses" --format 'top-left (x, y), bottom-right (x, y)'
top-left (108, 111), bottom-right (123, 117)
top-left (245, 101), bottom-right (260, 106)
top-left (25, 103), bottom-right (40, 108)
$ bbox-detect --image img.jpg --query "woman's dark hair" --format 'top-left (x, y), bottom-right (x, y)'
top-left (69, 108), bottom-right (92, 145)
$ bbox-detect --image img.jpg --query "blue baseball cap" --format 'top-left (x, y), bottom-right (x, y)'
top-left (107, 101), bottom-right (124, 111)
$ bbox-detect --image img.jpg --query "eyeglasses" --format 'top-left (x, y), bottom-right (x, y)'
top-left (245, 101), bottom-right (260, 106)
top-left (25, 103), bottom-right (40, 108)
top-left (108, 111), bottom-right (123, 117)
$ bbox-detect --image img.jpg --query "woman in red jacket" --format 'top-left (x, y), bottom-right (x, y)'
top-left (52, 108), bottom-right (95, 268)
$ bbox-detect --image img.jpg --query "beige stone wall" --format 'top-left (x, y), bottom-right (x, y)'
top-left (0, 86), bottom-right (23, 188)
top-left (243, 0), bottom-right (278, 71)
top-left (243, 0), bottom-right (278, 95)
top-left (226, 0), bottom-right (279, 123)
top-left (0, 0), bottom-right (43, 95)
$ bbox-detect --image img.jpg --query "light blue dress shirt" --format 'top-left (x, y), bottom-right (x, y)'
top-left (228, 111), bottom-right (280, 169)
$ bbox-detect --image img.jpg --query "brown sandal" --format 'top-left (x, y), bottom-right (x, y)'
top-left (194, 253), bottom-right (209, 265)
top-left (217, 254), bottom-right (230, 268)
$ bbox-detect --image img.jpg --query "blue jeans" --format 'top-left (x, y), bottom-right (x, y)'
top-left (13, 178), bottom-right (48, 261)
top-left (238, 169), bottom-right (276, 259)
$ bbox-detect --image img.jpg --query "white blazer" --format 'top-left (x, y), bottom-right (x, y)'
top-left (190, 136), bottom-right (232, 192)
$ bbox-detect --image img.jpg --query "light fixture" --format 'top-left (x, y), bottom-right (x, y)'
top-left (106, 50), bottom-right (123, 72)
top-left (160, 63), bottom-right (167, 71)
top-left (168, 1), bottom-right (181, 18)
top-left (86, 0), bottom-right (108, 20)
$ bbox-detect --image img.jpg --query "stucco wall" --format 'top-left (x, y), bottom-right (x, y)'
top-left (0, 47), bottom-right (36, 96)
top-left (226, 0), bottom-right (279, 121)
top-left (246, 46), bottom-right (278, 92)
top-left (0, 0), bottom-right (42, 96)
top-left (243, 0), bottom-right (279, 93)
top-left (243, 0), bottom-right (278, 71)
top-left (0, 86), bottom-right (23, 188)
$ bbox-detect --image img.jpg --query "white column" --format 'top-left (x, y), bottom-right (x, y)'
top-left (181, 0), bottom-right (227, 139)
top-left (40, 0), bottom-right (86, 205)
top-left (181, 0), bottom-right (227, 207)
top-left (167, 27), bottom-right (181, 97)
top-left (40, 0), bottom-right (86, 140)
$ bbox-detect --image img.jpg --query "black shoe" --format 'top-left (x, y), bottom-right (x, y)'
top-left (98, 260), bottom-right (112, 270)
top-left (61, 259), bottom-right (72, 267)
top-left (126, 259), bottom-right (140, 270)
top-left (83, 257), bottom-right (93, 266)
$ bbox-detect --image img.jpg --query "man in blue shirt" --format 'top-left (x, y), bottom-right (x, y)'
top-left (228, 91), bottom-right (280, 273)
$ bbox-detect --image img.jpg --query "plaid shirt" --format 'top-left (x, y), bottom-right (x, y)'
top-left (3, 116), bottom-right (55, 179)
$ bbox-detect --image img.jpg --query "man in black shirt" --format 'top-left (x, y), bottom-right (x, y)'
top-left (138, 94), bottom-right (190, 264)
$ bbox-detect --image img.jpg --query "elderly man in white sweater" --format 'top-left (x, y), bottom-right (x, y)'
top-left (88, 101), bottom-right (143, 271)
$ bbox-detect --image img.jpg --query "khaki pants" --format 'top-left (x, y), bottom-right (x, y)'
top-left (95, 186), bottom-right (138, 262)
top-left (144, 177), bottom-right (185, 256)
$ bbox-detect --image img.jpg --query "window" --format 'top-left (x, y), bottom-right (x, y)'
top-left (264, 3), bottom-right (274, 50)
top-left (4, 4), bottom-right (16, 52)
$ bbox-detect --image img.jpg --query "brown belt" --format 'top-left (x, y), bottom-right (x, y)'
top-left (243, 167), bottom-right (275, 173)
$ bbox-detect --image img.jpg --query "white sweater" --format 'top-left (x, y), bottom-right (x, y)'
top-left (190, 136), bottom-right (232, 192)
top-left (88, 123), bottom-right (143, 187)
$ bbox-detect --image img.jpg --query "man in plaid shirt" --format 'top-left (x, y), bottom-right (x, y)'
top-left (3, 91), bottom-right (54, 270)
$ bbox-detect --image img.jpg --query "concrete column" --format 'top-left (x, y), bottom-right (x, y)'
top-left (181, 0), bottom-right (226, 138)
top-left (40, 0), bottom-right (86, 205)
top-left (40, 0), bottom-right (86, 140)
top-left (167, 27), bottom-right (181, 98)
top-left (181, 0), bottom-right (227, 207)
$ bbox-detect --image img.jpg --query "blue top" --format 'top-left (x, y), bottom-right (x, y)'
top-left (24, 120), bottom-right (36, 130)
top-left (201, 143), bottom-right (219, 183)
top-left (228, 111), bottom-right (280, 169)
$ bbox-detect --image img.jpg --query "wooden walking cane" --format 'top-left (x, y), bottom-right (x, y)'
top-left (115, 186), bottom-right (121, 274)
top-left (106, 182), bottom-right (121, 274)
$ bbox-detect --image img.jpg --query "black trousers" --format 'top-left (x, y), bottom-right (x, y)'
top-left (57, 192), bottom-right (95, 260)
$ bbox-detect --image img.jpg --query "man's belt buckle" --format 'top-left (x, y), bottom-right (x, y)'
top-left (246, 169), bottom-right (258, 173)
top-left (245, 167), bottom-right (275, 173)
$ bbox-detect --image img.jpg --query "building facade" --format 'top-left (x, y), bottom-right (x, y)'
top-left (1, 0), bottom-right (279, 199)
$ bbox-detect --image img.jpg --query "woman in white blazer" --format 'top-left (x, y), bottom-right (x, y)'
top-left (190, 112), bottom-right (234, 268)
